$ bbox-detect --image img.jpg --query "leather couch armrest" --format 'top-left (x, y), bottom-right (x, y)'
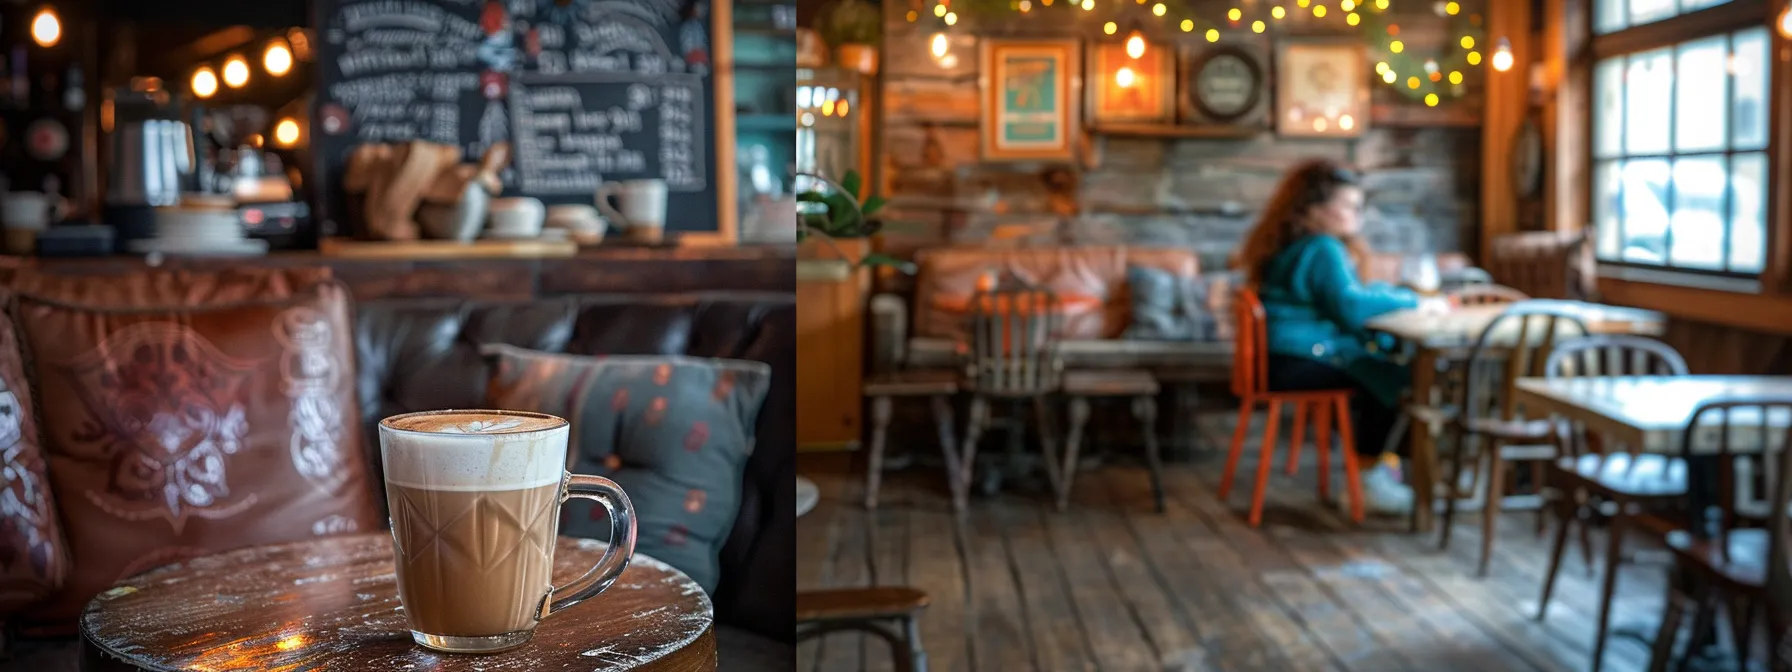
top-left (868, 294), bottom-right (908, 375)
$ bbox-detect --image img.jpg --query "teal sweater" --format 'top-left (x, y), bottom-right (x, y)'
top-left (1257, 234), bottom-right (1418, 408)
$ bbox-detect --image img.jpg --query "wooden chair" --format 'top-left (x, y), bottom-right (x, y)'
top-left (1644, 399), bottom-right (1792, 671)
top-left (1449, 283), bottom-right (1531, 306)
top-left (1486, 230), bottom-right (1595, 300)
top-left (1437, 301), bottom-right (1590, 576)
top-left (1059, 369), bottom-right (1163, 512)
top-left (958, 278), bottom-right (1066, 504)
top-left (797, 587), bottom-right (931, 672)
top-left (1218, 287), bottom-right (1366, 527)
top-left (1532, 335), bottom-right (1690, 672)
top-left (863, 370), bottom-right (963, 510)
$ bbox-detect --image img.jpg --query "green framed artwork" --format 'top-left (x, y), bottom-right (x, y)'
top-left (981, 39), bottom-right (1080, 161)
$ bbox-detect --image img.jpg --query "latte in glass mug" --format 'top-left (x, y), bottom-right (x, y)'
top-left (379, 410), bottom-right (637, 653)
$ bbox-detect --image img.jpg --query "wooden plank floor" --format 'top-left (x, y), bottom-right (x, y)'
top-left (798, 410), bottom-right (1671, 672)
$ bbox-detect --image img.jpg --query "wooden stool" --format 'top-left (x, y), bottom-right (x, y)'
top-left (79, 535), bottom-right (714, 671)
top-left (797, 588), bottom-right (931, 672)
top-left (863, 370), bottom-right (962, 510)
top-left (1059, 370), bottom-right (1164, 513)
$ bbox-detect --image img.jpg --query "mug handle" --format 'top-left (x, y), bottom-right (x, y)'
top-left (594, 183), bottom-right (630, 229)
top-left (541, 473), bottom-right (637, 618)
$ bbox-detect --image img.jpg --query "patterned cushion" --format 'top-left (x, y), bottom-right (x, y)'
top-left (483, 344), bottom-right (771, 592)
top-left (0, 315), bottom-right (64, 613)
top-left (8, 272), bottom-right (381, 626)
top-left (1123, 265), bottom-right (1212, 341)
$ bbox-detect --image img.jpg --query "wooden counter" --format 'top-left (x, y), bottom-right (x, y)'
top-left (0, 245), bottom-right (796, 300)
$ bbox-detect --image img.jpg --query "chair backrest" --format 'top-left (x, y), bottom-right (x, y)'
top-left (1543, 335), bottom-right (1688, 458)
top-left (1449, 283), bottom-right (1531, 307)
top-left (1460, 301), bottom-right (1592, 424)
top-left (965, 276), bottom-right (1062, 395)
top-left (1679, 399), bottom-right (1792, 570)
top-left (1231, 286), bottom-right (1269, 399)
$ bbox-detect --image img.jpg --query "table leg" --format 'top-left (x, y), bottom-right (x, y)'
top-left (1409, 348), bottom-right (1440, 533)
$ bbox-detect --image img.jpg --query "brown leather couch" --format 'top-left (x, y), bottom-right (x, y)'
top-left (7, 290), bottom-right (795, 671)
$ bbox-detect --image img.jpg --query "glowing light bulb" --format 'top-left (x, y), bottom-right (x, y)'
top-left (1460, 35), bottom-right (1475, 49)
top-left (1375, 62), bottom-right (1389, 74)
top-left (1448, 71), bottom-right (1463, 84)
top-left (1115, 66), bottom-right (1136, 88)
top-left (1467, 51), bottom-right (1482, 65)
top-left (1298, 0), bottom-right (1310, 6)
top-left (930, 33), bottom-right (949, 58)
top-left (1104, 21), bottom-right (1118, 34)
top-left (1126, 32), bottom-right (1147, 58)
top-left (1019, 0), bottom-right (1031, 10)
top-left (1339, 114), bottom-right (1355, 130)
top-left (1445, 1), bottom-right (1459, 14)
top-left (1252, 20), bottom-right (1265, 32)
top-left (223, 56), bottom-right (250, 88)
top-left (1313, 5), bottom-right (1326, 17)
top-left (1228, 7), bottom-right (1242, 20)
top-left (1313, 117), bottom-right (1329, 132)
top-left (30, 8), bottom-right (59, 47)
top-left (1347, 12), bottom-right (1360, 25)
top-left (944, 11), bottom-right (957, 24)
top-left (1151, 3), bottom-right (1165, 15)
top-left (264, 40), bottom-right (294, 76)
top-left (934, 4), bottom-right (947, 16)
top-left (1272, 6), bottom-right (1286, 18)
top-left (1390, 40), bottom-right (1404, 53)
top-left (1382, 69), bottom-right (1397, 83)
top-left (1780, 4), bottom-right (1792, 39)
top-left (1375, 0), bottom-right (1389, 7)
top-left (1424, 59), bottom-right (1438, 73)
top-left (1180, 19), bottom-right (1194, 31)
top-left (1205, 28), bottom-right (1220, 42)
top-left (1081, 0), bottom-right (1094, 9)
top-left (274, 118), bottom-right (301, 146)
top-left (191, 67), bottom-right (218, 98)
top-left (907, 10), bottom-right (918, 21)
top-left (1341, 0), bottom-right (1356, 9)
top-left (1491, 38), bottom-right (1514, 71)
top-left (1407, 76), bottom-right (1420, 89)
top-left (1425, 93), bottom-right (1439, 106)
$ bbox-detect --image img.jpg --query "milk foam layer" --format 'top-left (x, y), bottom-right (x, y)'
top-left (381, 411), bottom-right (568, 491)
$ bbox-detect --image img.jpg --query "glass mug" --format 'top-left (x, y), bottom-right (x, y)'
top-left (378, 409), bottom-right (637, 653)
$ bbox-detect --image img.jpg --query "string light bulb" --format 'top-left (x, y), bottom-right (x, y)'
top-left (1444, 1), bottom-right (1459, 14)
top-left (1425, 93), bottom-right (1439, 106)
top-left (1375, 62), bottom-right (1389, 74)
top-left (1467, 51), bottom-right (1482, 65)
top-left (1778, 3), bottom-right (1791, 38)
top-left (1181, 19), bottom-right (1194, 31)
top-left (906, 10), bottom-right (917, 21)
top-left (1449, 71), bottom-right (1462, 84)
top-left (1115, 66), bottom-right (1136, 88)
top-left (1375, 0), bottom-right (1389, 7)
top-left (1205, 28), bottom-right (1220, 42)
top-left (30, 7), bottom-right (60, 48)
top-left (1460, 35), bottom-right (1475, 49)
top-left (1390, 40), bottom-right (1404, 53)
top-left (274, 118), bottom-right (301, 147)
top-left (1104, 21), bottom-right (1118, 34)
top-left (944, 11), bottom-right (957, 24)
top-left (1339, 114), bottom-right (1355, 131)
top-left (1272, 6), bottom-right (1286, 18)
top-left (1341, 0), bottom-right (1356, 9)
top-left (1347, 12), bottom-right (1360, 25)
top-left (1491, 37), bottom-right (1514, 71)
top-left (264, 39), bottom-right (294, 76)
top-left (1252, 19), bottom-right (1266, 32)
top-left (934, 4), bottom-right (946, 16)
top-left (191, 67), bottom-right (218, 99)
top-left (1313, 4), bottom-right (1326, 17)
top-left (1019, 0), bottom-right (1031, 11)
top-left (1424, 59), bottom-right (1438, 73)
top-left (1228, 7), bottom-right (1242, 20)
top-left (1407, 76), bottom-right (1420, 89)
top-left (1081, 0), bottom-right (1094, 10)
top-left (1382, 69), bottom-right (1397, 83)
top-left (1151, 3), bottom-right (1165, 15)
top-left (930, 32), bottom-right (949, 58)
top-left (222, 55), bottom-right (250, 88)
top-left (1125, 31), bottom-right (1147, 58)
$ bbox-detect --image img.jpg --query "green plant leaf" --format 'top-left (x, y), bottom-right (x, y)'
top-left (839, 170), bottom-right (863, 200)
top-left (796, 191), bottom-right (828, 204)
top-left (858, 253), bottom-right (917, 274)
top-left (859, 195), bottom-right (887, 218)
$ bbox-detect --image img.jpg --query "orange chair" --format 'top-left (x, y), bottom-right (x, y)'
top-left (1218, 287), bottom-right (1366, 526)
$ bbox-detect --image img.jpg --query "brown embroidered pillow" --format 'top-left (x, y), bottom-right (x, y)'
top-left (0, 314), bottom-right (65, 614)
top-left (10, 273), bottom-right (380, 626)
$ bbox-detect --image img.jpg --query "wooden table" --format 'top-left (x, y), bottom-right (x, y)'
top-left (1366, 300), bottom-right (1666, 531)
top-left (1513, 375), bottom-right (1792, 454)
top-left (80, 534), bottom-right (716, 672)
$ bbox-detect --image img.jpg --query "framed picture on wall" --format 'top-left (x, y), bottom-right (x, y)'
top-left (1085, 40), bottom-right (1174, 125)
top-left (1275, 40), bottom-right (1370, 138)
top-left (981, 39), bottom-right (1080, 161)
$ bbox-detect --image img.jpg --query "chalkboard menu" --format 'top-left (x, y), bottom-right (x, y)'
top-left (313, 0), bottom-right (720, 237)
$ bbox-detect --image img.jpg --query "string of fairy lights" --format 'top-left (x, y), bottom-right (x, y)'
top-left (908, 0), bottom-right (1517, 108)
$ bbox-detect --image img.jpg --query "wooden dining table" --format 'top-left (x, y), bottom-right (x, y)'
top-left (1366, 300), bottom-right (1667, 531)
top-left (1512, 375), bottom-right (1792, 454)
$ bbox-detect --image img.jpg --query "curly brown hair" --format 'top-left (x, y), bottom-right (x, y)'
top-left (1232, 159), bottom-right (1370, 286)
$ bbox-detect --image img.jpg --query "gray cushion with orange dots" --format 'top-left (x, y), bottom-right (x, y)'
top-left (481, 343), bottom-right (771, 593)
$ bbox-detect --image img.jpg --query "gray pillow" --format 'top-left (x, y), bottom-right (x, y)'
top-left (1124, 265), bottom-right (1213, 341)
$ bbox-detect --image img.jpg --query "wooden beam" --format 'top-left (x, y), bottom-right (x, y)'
top-left (1481, 0), bottom-right (1532, 256)
top-left (1548, 0), bottom-right (1589, 235)
top-left (1767, 0), bottom-right (1792, 293)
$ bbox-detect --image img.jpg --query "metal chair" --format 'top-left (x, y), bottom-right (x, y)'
top-left (1532, 335), bottom-right (1690, 671)
top-left (797, 587), bottom-right (931, 672)
top-left (958, 276), bottom-right (1066, 503)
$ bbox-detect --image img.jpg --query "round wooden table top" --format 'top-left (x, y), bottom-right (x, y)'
top-left (79, 534), bottom-right (716, 672)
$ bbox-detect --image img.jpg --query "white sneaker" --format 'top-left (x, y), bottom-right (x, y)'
top-left (1344, 456), bottom-right (1414, 517)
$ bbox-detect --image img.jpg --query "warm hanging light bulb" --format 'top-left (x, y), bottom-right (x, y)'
top-left (274, 118), bottom-right (301, 147)
top-left (1115, 66), bottom-right (1136, 88)
top-left (30, 7), bottom-right (60, 47)
top-left (1180, 19), bottom-right (1194, 31)
top-left (1272, 6), bottom-right (1286, 18)
top-left (223, 56), bottom-right (251, 87)
top-left (1778, 4), bottom-right (1792, 39)
top-left (930, 32), bottom-right (949, 58)
top-left (191, 67), bottom-right (218, 99)
top-left (1491, 37), bottom-right (1514, 72)
top-left (1104, 21), bottom-right (1118, 34)
top-left (1125, 31), bottom-right (1146, 59)
top-left (1425, 93), bottom-right (1439, 106)
top-left (1205, 28), bottom-right (1220, 42)
top-left (264, 40), bottom-right (294, 76)
top-left (1228, 7), bottom-right (1242, 20)
top-left (1382, 69), bottom-right (1397, 83)
top-left (943, 11), bottom-right (957, 25)
top-left (1252, 19), bottom-right (1266, 32)
top-left (1151, 3), bottom-right (1165, 15)
top-left (1424, 59), bottom-right (1439, 73)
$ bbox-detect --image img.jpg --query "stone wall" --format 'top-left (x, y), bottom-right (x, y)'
top-left (873, 3), bottom-right (1485, 273)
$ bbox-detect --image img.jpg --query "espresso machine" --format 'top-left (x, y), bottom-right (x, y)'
top-left (102, 79), bottom-right (194, 250)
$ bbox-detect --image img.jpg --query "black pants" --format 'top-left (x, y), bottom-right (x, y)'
top-left (1265, 354), bottom-right (1401, 458)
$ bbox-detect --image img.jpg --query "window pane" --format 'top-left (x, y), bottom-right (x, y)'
top-left (1594, 57), bottom-right (1626, 159)
top-left (1668, 156), bottom-right (1728, 269)
top-left (1732, 28), bottom-right (1770, 151)
top-left (1628, 0), bottom-right (1677, 25)
top-left (1595, 0), bottom-right (1627, 33)
top-left (1675, 36), bottom-right (1728, 152)
top-left (1595, 161), bottom-right (1623, 260)
top-left (1619, 159), bottom-right (1670, 265)
top-left (1730, 152), bottom-right (1767, 272)
top-left (1625, 48), bottom-right (1673, 155)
